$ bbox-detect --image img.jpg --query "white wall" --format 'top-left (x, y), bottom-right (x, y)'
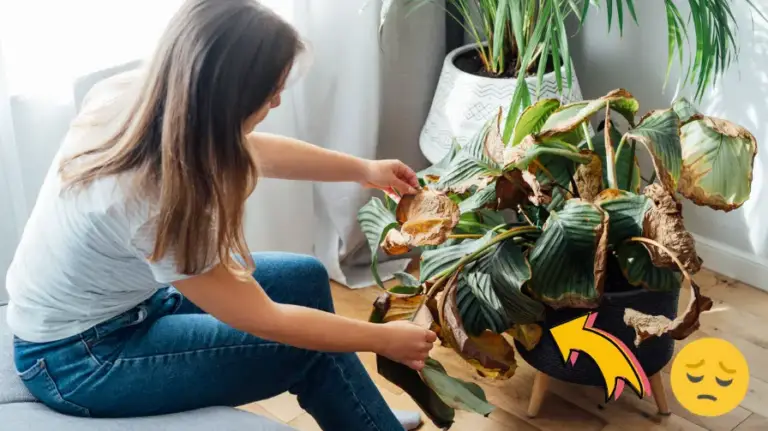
top-left (572, 2), bottom-right (768, 290)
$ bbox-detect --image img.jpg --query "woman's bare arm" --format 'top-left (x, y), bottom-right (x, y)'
top-left (247, 132), bottom-right (370, 182)
top-left (173, 264), bottom-right (434, 368)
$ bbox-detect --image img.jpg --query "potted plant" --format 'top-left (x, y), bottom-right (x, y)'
top-left (358, 89), bottom-right (757, 428)
top-left (378, 0), bottom-right (763, 164)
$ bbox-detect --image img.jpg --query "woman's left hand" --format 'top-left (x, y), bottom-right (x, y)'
top-left (361, 159), bottom-right (420, 197)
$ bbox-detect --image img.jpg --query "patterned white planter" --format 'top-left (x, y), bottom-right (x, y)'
top-left (420, 43), bottom-right (586, 164)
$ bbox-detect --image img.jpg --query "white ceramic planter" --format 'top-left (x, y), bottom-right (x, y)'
top-left (420, 43), bottom-right (586, 164)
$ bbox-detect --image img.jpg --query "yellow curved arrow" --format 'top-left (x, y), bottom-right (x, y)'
top-left (550, 312), bottom-right (650, 402)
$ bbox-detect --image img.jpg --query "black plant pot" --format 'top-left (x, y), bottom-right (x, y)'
top-left (515, 286), bottom-right (680, 386)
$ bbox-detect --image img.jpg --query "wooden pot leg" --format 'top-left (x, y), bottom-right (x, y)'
top-left (527, 371), bottom-right (550, 418)
top-left (649, 373), bottom-right (671, 416)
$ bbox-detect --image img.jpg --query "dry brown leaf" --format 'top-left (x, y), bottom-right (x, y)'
top-left (503, 134), bottom-right (536, 167)
top-left (642, 183), bottom-right (702, 273)
top-left (623, 279), bottom-right (713, 346)
top-left (573, 152), bottom-right (603, 202)
top-left (401, 219), bottom-right (454, 247)
top-left (384, 189), bottom-right (460, 251)
top-left (446, 176), bottom-right (496, 195)
top-left (438, 277), bottom-right (518, 380)
top-left (370, 292), bottom-right (425, 323)
top-left (484, 108), bottom-right (506, 165)
top-left (396, 189), bottom-right (460, 226)
top-left (506, 323), bottom-right (543, 351)
top-left (381, 229), bottom-right (411, 256)
top-left (495, 169), bottom-right (552, 210)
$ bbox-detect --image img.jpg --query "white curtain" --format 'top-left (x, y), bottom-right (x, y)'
top-left (0, 0), bottom-right (445, 302)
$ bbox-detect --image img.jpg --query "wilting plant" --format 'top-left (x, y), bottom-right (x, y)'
top-left (358, 89), bottom-right (757, 428)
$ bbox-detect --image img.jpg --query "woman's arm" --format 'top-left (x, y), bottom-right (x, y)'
top-left (247, 132), bottom-right (418, 194)
top-left (248, 132), bottom-right (367, 182)
top-left (173, 264), bottom-right (435, 369)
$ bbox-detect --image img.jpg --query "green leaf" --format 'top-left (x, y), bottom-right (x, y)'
top-left (358, 198), bottom-right (400, 287)
top-left (512, 99), bottom-right (561, 147)
top-left (528, 199), bottom-right (608, 308)
top-left (616, 243), bottom-right (682, 292)
top-left (457, 270), bottom-right (508, 336)
top-left (580, 125), bottom-right (641, 192)
top-left (394, 271), bottom-right (421, 288)
top-left (421, 358), bottom-right (495, 416)
top-left (458, 239), bottom-right (543, 335)
top-left (489, 239), bottom-right (545, 323)
top-left (678, 116), bottom-right (757, 211)
top-left (595, 190), bottom-right (652, 246)
top-left (459, 184), bottom-right (497, 214)
top-left (420, 231), bottom-right (496, 283)
top-left (437, 119), bottom-right (501, 192)
top-left (377, 356), bottom-right (455, 429)
top-left (624, 109), bottom-right (682, 195)
top-left (671, 97), bottom-right (700, 124)
top-left (419, 140), bottom-right (461, 182)
top-left (534, 153), bottom-right (575, 211)
top-left (388, 285), bottom-right (422, 295)
top-left (539, 89), bottom-right (640, 144)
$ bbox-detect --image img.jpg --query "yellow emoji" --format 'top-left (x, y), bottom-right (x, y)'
top-left (670, 338), bottom-right (749, 417)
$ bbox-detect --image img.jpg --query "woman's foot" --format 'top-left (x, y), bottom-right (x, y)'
top-left (393, 410), bottom-right (423, 430)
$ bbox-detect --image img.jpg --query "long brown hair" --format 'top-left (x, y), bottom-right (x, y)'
top-left (60, 0), bottom-right (303, 278)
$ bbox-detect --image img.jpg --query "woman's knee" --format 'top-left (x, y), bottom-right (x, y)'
top-left (251, 252), bottom-right (333, 312)
top-left (289, 255), bottom-right (333, 310)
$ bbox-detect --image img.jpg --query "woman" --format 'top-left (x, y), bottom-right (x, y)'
top-left (7, 1), bottom-right (435, 430)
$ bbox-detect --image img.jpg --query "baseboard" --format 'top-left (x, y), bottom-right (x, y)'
top-left (693, 234), bottom-right (768, 293)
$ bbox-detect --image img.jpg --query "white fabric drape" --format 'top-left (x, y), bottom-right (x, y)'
top-left (0, 0), bottom-right (445, 303)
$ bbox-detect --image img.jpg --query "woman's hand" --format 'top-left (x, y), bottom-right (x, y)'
top-left (362, 159), bottom-right (420, 197)
top-left (377, 321), bottom-right (437, 370)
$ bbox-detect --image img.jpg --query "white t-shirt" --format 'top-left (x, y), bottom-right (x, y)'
top-left (6, 72), bottom-right (214, 343)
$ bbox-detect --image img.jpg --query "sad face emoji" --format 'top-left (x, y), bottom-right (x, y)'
top-left (670, 338), bottom-right (749, 417)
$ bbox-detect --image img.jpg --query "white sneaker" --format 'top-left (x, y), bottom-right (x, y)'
top-left (393, 410), bottom-right (423, 430)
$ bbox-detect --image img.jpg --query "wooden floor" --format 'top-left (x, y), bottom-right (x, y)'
top-left (239, 268), bottom-right (768, 431)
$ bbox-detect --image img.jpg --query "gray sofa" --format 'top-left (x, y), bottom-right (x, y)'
top-left (0, 305), bottom-right (296, 430)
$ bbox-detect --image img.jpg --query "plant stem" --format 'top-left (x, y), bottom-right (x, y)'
top-left (625, 141), bottom-right (637, 191)
top-left (625, 237), bottom-right (691, 284)
top-left (447, 234), bottom-right (484, 239)
top-left (582, 123), bottom-right (594, 151)
top-left (603, 104), bottom-right (618, 189)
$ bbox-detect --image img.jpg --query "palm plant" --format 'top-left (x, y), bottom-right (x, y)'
top-left (382, 0), bottom-right (766, 143)
top-left (358, 89), bottom-right (756, 428)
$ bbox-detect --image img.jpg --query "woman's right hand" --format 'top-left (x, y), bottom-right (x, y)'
top-left (378, 321), bottom-right (437, 371)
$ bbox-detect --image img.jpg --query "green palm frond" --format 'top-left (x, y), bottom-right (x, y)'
top-left (390, 0), bottom-right (765, 140)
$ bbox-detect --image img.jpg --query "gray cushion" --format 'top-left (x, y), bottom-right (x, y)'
top-left (0, 403), bottom-right (296, 430)
top-left (0, 306), bottom-right (35, 404)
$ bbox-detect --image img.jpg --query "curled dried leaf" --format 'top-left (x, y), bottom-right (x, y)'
top-left (495, 169), bottom-right (552, 210)
top-left (506, 323), bottom-right (543, 351)
top-left (447, 176), bottom-right (496, 195)
top-left (439, 278), bottom-right (518, 380)
top-left (623, 279), bottom-right (713, 346)
top-left (503, 135), bottom-right (536, 167)
top-left (642, 184), bottom-right (702, 273)
top-left (402, 219), bottom-right (455, 247)
top-left (484, 108), bottom-right (506, 165)
top-left (370, 292), bottom-right (425, 323)
top-left (382, 190), bottom-right (460, 251)
top-left (397, 190), bottom-right (459, 226)
top-left (573, 151), bottom-right (603, 202)
top-left (381, 229), bottom-right (411, 255)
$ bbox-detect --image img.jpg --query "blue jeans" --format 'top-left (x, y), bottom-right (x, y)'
top-left (14, 252), bottom-right (402, 430)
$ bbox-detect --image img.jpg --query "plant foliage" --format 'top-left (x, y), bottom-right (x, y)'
top-left (357, 89), bottom-right (756, 428)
